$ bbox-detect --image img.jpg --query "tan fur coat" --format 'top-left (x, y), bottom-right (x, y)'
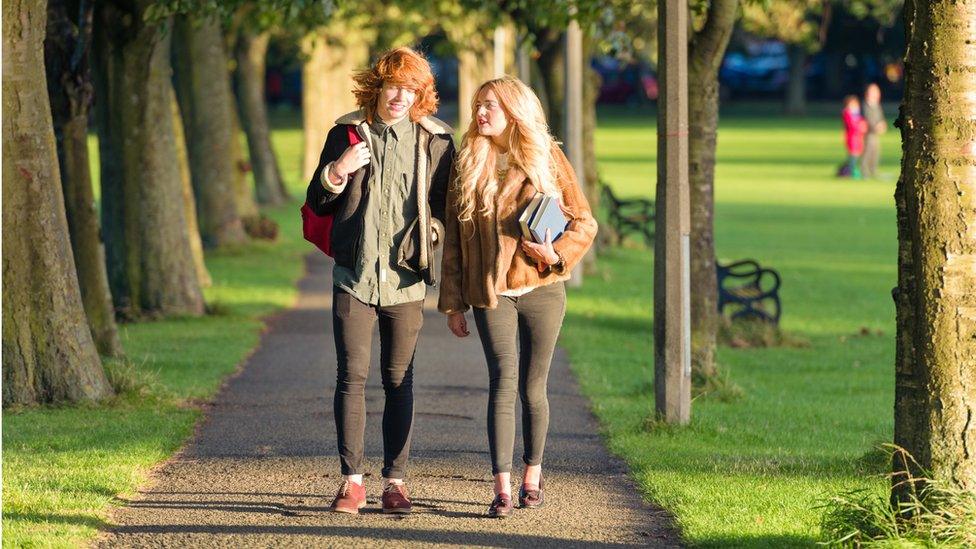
top-left (438, 144), bottom-right (598, 314)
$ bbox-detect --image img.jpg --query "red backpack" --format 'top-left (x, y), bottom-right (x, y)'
top-left (301, 126), bottom-right (362, 256)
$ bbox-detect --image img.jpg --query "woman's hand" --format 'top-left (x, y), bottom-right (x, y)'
top-left (448, 312), bottom-right (469, 338)
top-left (333, 142), bottom-right (371, 179)
top-left (521, 229), bottom-right (559, 266)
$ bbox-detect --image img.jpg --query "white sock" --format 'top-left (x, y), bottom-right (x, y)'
top-left (345, 474), bottom-right (363, 485)
top-left (383, 477), bottom-right (404, 486)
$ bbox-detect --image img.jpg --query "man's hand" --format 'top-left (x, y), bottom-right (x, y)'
top-left (333, 142), bottom-right (371, 179)
top-left (448, 312), bottom-right (469, 338)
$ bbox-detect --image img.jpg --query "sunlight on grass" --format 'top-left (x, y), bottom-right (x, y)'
top-left (2, 118), bottom-right (309, 548)
top-left (563, 102), bottom-right (899, 547)
top-left (4, 103), bottom-right (903, 548)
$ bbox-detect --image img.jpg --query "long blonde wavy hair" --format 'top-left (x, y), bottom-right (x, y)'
top-left (454, 76), bottom-right (560, 226)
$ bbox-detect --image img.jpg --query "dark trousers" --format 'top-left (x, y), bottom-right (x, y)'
top-left (332, 288), bottom-right (424, 479)
top-left (472, 282), bottom-right (567, 474)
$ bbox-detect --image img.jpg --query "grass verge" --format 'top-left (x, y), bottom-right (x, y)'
top-left (1, 120), bottom-right (309, 548)
top-left (560, 103), bottom-right (900, 547)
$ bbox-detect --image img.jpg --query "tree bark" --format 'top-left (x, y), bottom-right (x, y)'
top-left (171, 92), bottom-right (212, 288)
top-left (3, 0), bottom-right (114, 406)
top-left (93, 2), bottom-right (205, 318)
top-left (444, 18), bottom-right (494, 133)
top-left (234, 30), bottom-right (287, 205)
top-left (893, 0), bottom-right (976, 499)
top-left (824, 52), bottom-right (844, 99)
top-left (582, 34), bottom-right (603, 252)
top-left (44, 0), bottom-right (123, 356)
top-left (784, 44), bottom-right (807, 116)
top-left (535, 29), bottom-right (566, 140)
top-left (229, 97), bottom-right (259, 219)
top-left (455, 42), bottom-right (495, 133)
top-left (172, 15), bottom-right (249, 248)
top-left (301, 23), bottom-right (372, 182)
top-left (688, 0), bottom-right (738, 381)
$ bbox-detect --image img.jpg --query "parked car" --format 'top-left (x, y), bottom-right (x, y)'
top-left (591, 56), bottom-right (658, 103)
top-left (719, 40), bottom-right (790, 97)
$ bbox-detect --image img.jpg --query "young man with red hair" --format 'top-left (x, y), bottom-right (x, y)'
top-left (306, 47), bottom-right (455, 514)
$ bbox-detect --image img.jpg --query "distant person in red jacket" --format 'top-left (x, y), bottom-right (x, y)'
top-left (841, 95), bottom-right (868, 179)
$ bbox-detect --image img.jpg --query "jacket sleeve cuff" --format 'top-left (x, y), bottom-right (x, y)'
top-left (438, 297), bottom-right (470, 315)
top-left (550, 251), bottom-right (568, 275)
top-left (320, 162), bottom-right (348, 193)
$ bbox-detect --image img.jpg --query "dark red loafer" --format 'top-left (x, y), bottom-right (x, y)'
top-left (488, 493), bottom-right (514, 518)
top-left (519, 475), bottom-right (545, 509)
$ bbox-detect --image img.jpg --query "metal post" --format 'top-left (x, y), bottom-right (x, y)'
top-left (654, 0), bottom-right (691, 424)
top-left (564, 16), bottom-right (584, 287)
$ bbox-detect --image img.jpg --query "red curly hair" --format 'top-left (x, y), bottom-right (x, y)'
top-left (352, 47), bottom-right (439, 123)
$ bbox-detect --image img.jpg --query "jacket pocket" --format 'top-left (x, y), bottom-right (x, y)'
top-left (396, 216), bottom-right (443, 286)
top-left (397, 217), bottom-right (421, 273)
top-left (331, 219), bottom-right (361, 269)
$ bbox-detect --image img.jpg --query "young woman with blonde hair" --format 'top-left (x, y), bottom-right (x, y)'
top-left (438, 76), bottom-right (597, 518)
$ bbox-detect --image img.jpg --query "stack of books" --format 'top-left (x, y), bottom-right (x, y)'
top-left (519, 193), bottom-right (569, 244)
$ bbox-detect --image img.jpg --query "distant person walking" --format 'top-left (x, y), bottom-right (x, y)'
top-left (841, 95), bottom-right (868, 179)
top-left (438, 76), bottom-right (598, 518)
top-left (305, 47), bottom-right (455, 515)
top-left (860, 83), bottom-right (887, 178)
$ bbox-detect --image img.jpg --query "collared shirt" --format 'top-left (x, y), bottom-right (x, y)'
top-left (332, 115), bottom-right (426, 306)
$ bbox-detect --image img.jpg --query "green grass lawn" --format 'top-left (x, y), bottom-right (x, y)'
top-left (560, 102), bottom-right (901, 547)
top-left (2, 102), bottom-right (900, 547)
top-left (1, 117), bottom-right (309, 548)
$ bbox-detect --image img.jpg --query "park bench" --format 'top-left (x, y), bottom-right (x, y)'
top-left (717, 259), bottom-right (782, 325)
top-left (601, 182), bottom-right (655, 245)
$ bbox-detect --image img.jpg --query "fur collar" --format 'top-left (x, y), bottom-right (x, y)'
top-left (335, 109), bottom-right (453, 136)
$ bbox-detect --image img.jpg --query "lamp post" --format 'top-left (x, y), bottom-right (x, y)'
top-left (654, 0), bottom-right (691, 424)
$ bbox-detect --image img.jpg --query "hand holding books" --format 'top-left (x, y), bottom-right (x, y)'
top-left (519, 192), bottom-right (569, 269)
top-left (519, 193), bottom-right (569, 244)
top-left (521, 228), bottom-right (559, 269)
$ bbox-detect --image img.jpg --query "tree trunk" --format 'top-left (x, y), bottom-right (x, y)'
top-left (44, 0), bottom-right (123, 356)
top-left (535, 30), bottom-right (566, 140)
top-left (234, 30), bottom-right (287, 205)
top-left (301, 24), bottom-right (372, 182)
top-left (171, 15), bottom-right (248, 248)
top-left (229, 97), bottom-right (259, 219)
top-left (93, 2), bottom-right (205, 318)
top-left (3, 0), bottom-right (114, 407)
top-left (582, 34), bottom-right (603, 254)
top-left (892, 0), bottom-right (976, 500)
top-left (171, 92), bottom-right (212, 289)
top-left (784, 44), bottom-right (807, 116)
top-left (444, 17), bottom-right (494, 133)
top-left (688, 0), bottom-right (738, 381)
top-left (824, 52), bottom-right (844, 99)
top-left (456, 42), bottom-right (495, 133)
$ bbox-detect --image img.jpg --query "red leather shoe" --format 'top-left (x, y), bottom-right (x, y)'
top-left (381, 482), bottom-right (412, 514)
top-left (330, 480), bottom-right (366, 514)
top-left (488, 493), bottom-right (514, 518)
top-left (519, 475), bottom-right (545, 509)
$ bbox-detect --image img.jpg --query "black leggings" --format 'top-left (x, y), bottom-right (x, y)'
top-left (472, 282), bottom-right (566, 474)
top-left (332, 288), bottom-right (423, 479)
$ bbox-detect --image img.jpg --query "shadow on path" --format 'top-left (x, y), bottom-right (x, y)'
top-left (97, 253), bottom-right (681, 548)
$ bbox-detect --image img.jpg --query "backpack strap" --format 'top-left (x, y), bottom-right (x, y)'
top-left (346, 125), bottom-right (362, 145)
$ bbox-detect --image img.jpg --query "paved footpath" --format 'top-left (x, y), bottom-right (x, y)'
top-left (97, 253), bottom-right (680, 548)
